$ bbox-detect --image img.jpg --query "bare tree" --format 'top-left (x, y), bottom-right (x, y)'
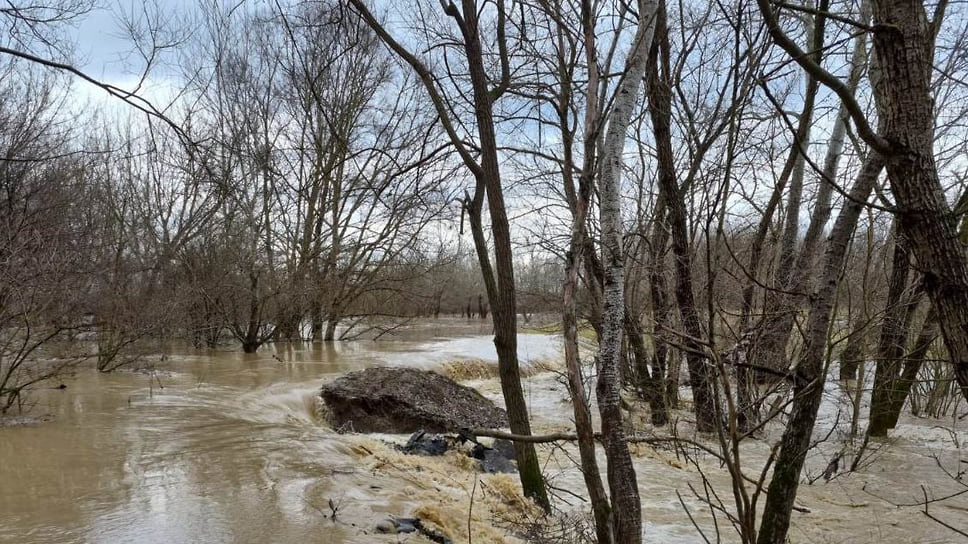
top-left (0, 59), bottom-right (92, 411)
top-left (346, 0), bottom-right (549, 510)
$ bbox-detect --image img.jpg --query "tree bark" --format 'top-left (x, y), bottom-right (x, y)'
top-left (756, 153), bottom-right (884, 544)
top-left (871, 1), bottom-right (968, 405)
top-left (645, 2), bottom-right (716, 431)
top-left (561, 146), bottom-right (613, 544)
top-left (556, 3), bottom-right (612, 536)
top-left (838, 315), bottom-right (868, 381)
top-left (595, 1), bottom-right (658, 541)
top-left (346, 0), bottom-right (549, 509)
top-left (757, 0), bottom-right (968, 410)
top-left (868, 226), bottom-right (918, 436)
top-left (880, 308), bottom-right (938, 428)
top-left (647, 209), bottom-right (677, 409)
top-left (456, 0), bottom-right (549, 510)
top-left (625, 310), bottom-right (668, 424)
top-left (323, 316), bottom-right (338, 342)
top-left (745, 0), bottom-right (829, 384)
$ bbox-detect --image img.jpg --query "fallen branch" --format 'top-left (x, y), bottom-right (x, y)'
top-left (466, 428), bottom-right (721, 461)
top-left (464, 428), bottom-right (770, 489)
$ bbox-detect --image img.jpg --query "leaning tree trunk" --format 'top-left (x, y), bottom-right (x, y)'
top-left (871, 0), bottom-right (968, 405)
top-left (756, 0), bottom-right (871, 394)
top-left (744, 0), bottom-right (828, 403)
top-left (756, 154), bottom-right (884, 544)
top-left (742, 0), bottom-right (871, 430)
top-left (457, 0), bottom-right (549, 510)
top-left (753, 1), bottom-right (968, 538)
top-left (881, 309), bottom-right (938, 428)
top-left (556, 4), bottom-right (612, 535)
top-left (346, 0), bottom-right (550, 509)
top-left (562, 152), bottom-right (613, 544)
top-left (735, 106), bottom-right (811, 430)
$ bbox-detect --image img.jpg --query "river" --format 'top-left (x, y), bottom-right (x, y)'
top-left (1, 319), bottom-right (966, 543)
top-left (0, 320), bottom-right (556, 543)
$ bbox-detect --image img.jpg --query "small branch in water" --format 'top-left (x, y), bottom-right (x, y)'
top-left (328, 498), bottom-right (341, 520)
top-left (464, 428), bottom-right (773, 489)
top-left (467, 478), bottom-right (477, 544)
top-left (921, 485), bottom-right (968, 538)
top-left (466, 428), bottom-right (721, 460)
top-left (677, 489), bottom-right (713, 544)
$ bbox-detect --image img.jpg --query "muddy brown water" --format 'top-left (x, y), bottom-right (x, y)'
top-left (0, 320), bottom-right (561, 543)
top-left (2, 319), bottom-right (967, 543)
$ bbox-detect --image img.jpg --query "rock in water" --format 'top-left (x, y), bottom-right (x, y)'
top-left (375, 518), bottom-right (418, 534)
top-left (491, 438), bottom-right (516, 460)
top-left (402, 430), bottom-right (449, 456)
top-left (319, 367), bottom-right (507, 433)
top-left (470, 443), bottom-right (517, 474)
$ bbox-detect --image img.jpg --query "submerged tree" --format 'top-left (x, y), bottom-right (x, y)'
top-left (0, 60), bottom-right (93, 411)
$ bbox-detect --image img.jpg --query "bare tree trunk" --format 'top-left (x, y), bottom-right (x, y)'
top-left (757, 0), bottom-right (968, 411)
top-left (346, 0), bottom-right (550, 509)
top-left (459, 1), bottom-right (548, 509)
top-left (880, 309), bottom-right (938, 428)
top-left (745, 0), bottom-right (827, 383)
top-left (595, 1), bottom-right (658, 540)
top-left (645, 2), bottom-right (716, 431)
top-left (323, 315), bottom-right (338, 342)
top-left (242, 270), bottom-right (262, 353)
top-left (735, 116), bottom-right (812, 430)
top-left (561, 146), bottom-right (613, 544)
top-left (756, 153), bottom-right (884, 544)
top-left (757, 0), bottom-right (871, 384)
top-left (796, 0), bottom-right (870, 273)
top-left (868, 226), bottom-right (918, 436)
top-left (648, 209), bottom-right (677, 409)
top-left (838, 315), bottom-right (869, 381)
top-left (871, 1), bottom-right (968, 405)
top-left (310, 300), bottom-right (323, 341)
top-left (557, 5), bottom-right (613, 538)
top-left (742, 0), bottom-right (871, 430)
top-left (625, 311), bottom-right (668, 424)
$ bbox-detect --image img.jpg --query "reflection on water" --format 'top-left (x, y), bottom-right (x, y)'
top-left (0, 319), bottom-right (561, 544)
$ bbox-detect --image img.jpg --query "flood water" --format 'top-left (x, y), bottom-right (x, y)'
top-left (2, 319), bottom-right (967, 543)
top-left (0, 319), bottom-right (560, 543)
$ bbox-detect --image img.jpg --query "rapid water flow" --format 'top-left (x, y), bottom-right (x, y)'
top-left (0, 320), bottom-right (559, 543)
top-left (2, 319), bottom-right (967, 543)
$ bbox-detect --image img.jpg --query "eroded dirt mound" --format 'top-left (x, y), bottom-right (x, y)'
top-left (319, 367), bottom-right (507, 433)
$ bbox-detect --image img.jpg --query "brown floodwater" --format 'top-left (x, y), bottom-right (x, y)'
top-left (2, 319), bottom-right (967, 543)
top-left (0, 319), bottom-right (561, 544)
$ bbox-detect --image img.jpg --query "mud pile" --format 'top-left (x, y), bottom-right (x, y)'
top-left (320, 367), bottom-right (508, 433)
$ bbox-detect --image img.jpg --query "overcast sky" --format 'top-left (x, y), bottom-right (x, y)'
top-left (73, 2), bottom-right (151, 79)
top-left (63, 1), bottom-right (201, 110)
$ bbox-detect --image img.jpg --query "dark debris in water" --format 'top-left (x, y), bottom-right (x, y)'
top-left (397, 429), bottom-right (517, 473)
top-left (401, 429), bottom-right (450, 456)
top-left (376, 517), bottom-right (452, 544)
